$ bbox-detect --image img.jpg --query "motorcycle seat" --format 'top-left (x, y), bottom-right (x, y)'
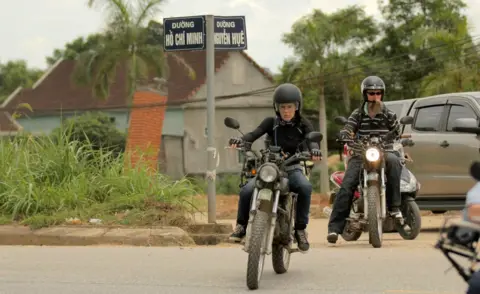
top-left (331, 171), bottom-right (360, 198)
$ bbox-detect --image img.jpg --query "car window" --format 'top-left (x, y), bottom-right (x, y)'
top-left (385, 103), bottom-right (403, 118)
top-left (413, 105), bottom-right (444, 132)
top-left (446, 104), bottom-right (478, 131)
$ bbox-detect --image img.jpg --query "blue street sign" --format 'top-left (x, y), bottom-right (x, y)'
top-left (163, 16), bottom-right (206, 51)
top-left (213, 16), bottom-right (247, 50)
top-left (163, 15), bottom-right (247, 51)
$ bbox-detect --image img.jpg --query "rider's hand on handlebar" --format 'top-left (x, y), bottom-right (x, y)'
top-left (228, 137), bottom-right (243, 148)
top-left (311, 148), bottom-right (322, 161)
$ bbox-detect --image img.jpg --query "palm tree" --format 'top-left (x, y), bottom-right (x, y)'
top-left (76, 0), bottom-right (194, 121)
top-left (282, 6), bottom-right (377, 193)
top-left (413, 17), bottom-right (480, 95)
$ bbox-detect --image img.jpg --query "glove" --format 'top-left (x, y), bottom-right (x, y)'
top-left (229, 137), bottom-right (243, 146)
top-left (311, 148), bottom-right (322, 157)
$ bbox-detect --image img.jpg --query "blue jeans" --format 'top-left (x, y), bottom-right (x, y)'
top-left (236, 169), bottom-right (312, 230)
top-left (467, 270), bottom-right (480, 294)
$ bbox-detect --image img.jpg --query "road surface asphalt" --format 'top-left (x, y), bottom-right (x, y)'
top-left (0, 234), bottom-right (467, 294)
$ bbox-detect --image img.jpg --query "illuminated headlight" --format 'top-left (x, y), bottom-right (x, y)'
top-left (258, 165), bottom-right (278, 183)
top-left (365, 148), bottom-right (380, 162)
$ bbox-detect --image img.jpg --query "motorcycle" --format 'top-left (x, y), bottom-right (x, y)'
top-left (224, 117), bottom-right (322, 290)
top-left (435, 118), bottom-right (480, 285)
top-left (328, 131), bottom-right (422, 238)
top-left (323, 115), bottom-right (420, 248)
top-left (236, 141), bottom-right (262, 188)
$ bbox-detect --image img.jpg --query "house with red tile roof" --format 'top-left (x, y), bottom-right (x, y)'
top-left (1, 51), bottom-right (275, 178)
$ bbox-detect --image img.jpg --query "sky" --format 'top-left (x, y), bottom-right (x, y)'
top-left (1, 0), bottom-right (480, 74)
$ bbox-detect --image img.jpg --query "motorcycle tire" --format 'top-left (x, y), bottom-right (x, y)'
top-left (367, 185), bottom-right (383, 248)
top-left (246, 210), bottom-right (269, 290)
top-left (396, 200), bottom-right (422, 240)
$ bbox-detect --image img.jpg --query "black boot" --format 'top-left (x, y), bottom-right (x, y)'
top-left (295, 230), bottom-right (310, 252)
top-left (229, 224), bottom-right (246, 242)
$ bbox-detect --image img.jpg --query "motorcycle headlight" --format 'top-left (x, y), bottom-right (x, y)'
top-left (365, 148), bottom-right (380, 162)
top-left (258, 165), bottom-right (278, 183)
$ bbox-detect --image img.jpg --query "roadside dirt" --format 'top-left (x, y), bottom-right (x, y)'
top-left (193, 193), bottom-right (460, 219)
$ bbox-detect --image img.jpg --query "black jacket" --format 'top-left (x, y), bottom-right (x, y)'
top-left (242, 116), bottom-right (319, 157)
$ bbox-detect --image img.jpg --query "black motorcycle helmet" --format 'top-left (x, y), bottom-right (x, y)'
top-left (272, 83), bottom-right (303, 118)
top-left (361, 76), bottom-right (386, 101)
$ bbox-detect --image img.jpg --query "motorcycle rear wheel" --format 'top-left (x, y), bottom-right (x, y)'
top-left (367, 185), bottom-right (383, 248)
top-left (272, 197), bottom-right (295, 274)
top-left (246, 210), bottom-right (269, 290)
top-left (396, 200), bottom-right (421, 240)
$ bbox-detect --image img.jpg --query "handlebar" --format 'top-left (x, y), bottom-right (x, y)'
top-left (281, 151), bottom-right (312, 167)
top-left (225, 145), bottom-right (262, 158)
top-left (336, 130), bottom-right (402, 146)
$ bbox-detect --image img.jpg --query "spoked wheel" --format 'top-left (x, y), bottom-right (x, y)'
top-left (396, 200), bottom-right (422, 240)
top-left (272, 197), bottom-right (296, 274)
top-left (367, 185), bottom-right (383, 248)
top-left (246, 210), bottom-right (269, 290)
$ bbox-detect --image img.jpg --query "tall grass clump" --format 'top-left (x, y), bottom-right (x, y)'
top-left (0, 130), bottom-right (199, 228)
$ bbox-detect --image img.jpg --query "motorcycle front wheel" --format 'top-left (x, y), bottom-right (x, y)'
top-left (246, 210), bottom-right (269, 290)
top-left (367, 185), bottom-right (383, 248)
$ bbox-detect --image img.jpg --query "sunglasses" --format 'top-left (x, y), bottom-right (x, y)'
top-left (367, 92), bottom-right (382, 96)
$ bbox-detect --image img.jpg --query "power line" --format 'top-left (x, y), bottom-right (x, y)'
top-left (4, 35), bottom-right (480, 113)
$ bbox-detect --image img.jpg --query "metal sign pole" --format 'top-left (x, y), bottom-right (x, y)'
top-left (205, 14), bottom-right (216, 224)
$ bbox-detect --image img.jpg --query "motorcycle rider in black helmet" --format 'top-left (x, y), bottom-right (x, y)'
top-left (228, 83), bottom-right (322, 252)
top-left (326, 76), bottom-right (404, 244)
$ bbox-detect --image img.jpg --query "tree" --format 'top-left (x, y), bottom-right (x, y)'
top-left (75, 0), bottom-right (194, 120)
top-left (410, 8), bottom-right (480, 95)
top-left (45, 34), bottom-right (104, 66)
top-left (282, 5), bottom-right (378, 193)
top-left (367, 0), bottom-right (471, 100)
top-left (0, 60), bottom-right (43, 102)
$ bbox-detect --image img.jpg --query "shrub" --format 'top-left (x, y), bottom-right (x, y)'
top-left (189, 174), bottom-right (241, 195)
top-left (0, 131), bottom-right (199, 228)
top-left (52, 112), bottom-right (126, 156)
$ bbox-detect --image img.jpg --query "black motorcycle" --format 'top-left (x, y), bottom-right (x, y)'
top-left (224, 117), bottom-right (322, 290)
top-left (229, 141), bottom-right (262, 188)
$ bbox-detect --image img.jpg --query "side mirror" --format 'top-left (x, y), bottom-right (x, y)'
top-left (224, 117), bottom-right (240, 130)
top-left (305, 131), bottom-right (323, 143)
top-left (452, 118), bottom-right (480, 135)
top-left (334, 116), bottom-right (348, 126)
top-left (400, 116), bottom-right (414, 125)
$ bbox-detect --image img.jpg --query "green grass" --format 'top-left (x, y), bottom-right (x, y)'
top-left (0, 131), bottom-right (200, 229)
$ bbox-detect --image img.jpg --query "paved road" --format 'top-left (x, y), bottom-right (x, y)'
top-left (0, 239), bottom-right (467, 294)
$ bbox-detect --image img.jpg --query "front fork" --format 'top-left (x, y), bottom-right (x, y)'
top-left (244, 188), bottom-right (281, 254)
top-left (363, 168), bottom-right (386, 219)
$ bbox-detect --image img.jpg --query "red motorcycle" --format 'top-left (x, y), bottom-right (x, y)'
top-left (323, 144), bottom-right (364, 241)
